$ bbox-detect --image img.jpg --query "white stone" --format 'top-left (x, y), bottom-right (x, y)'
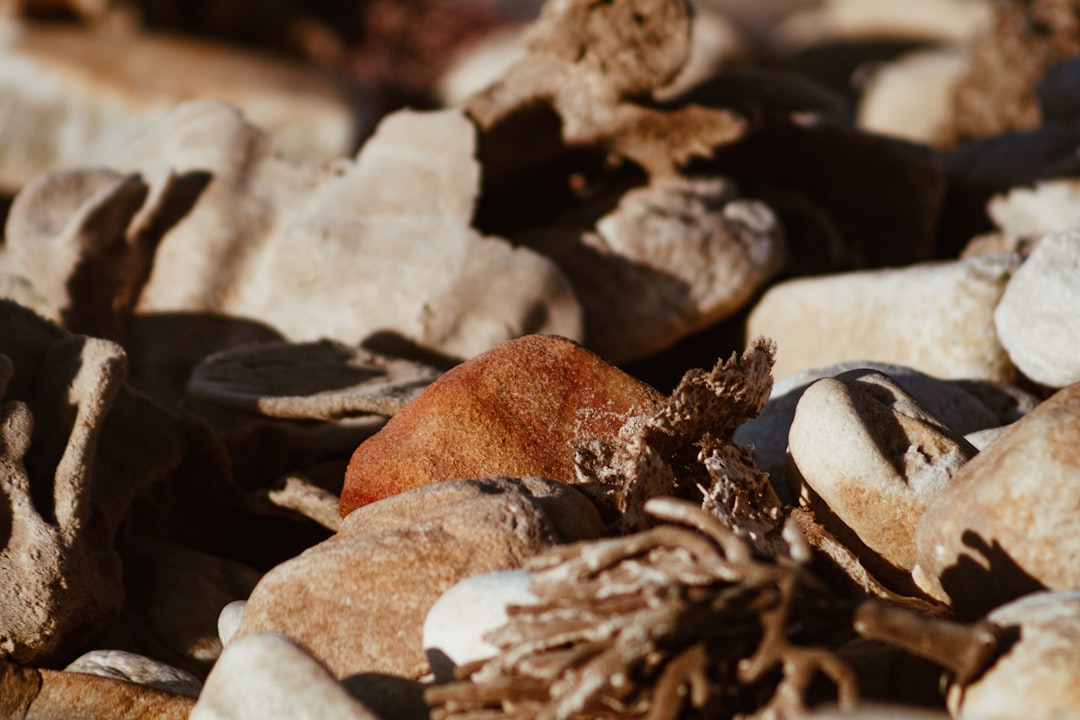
top-left (422, 569), bottom-right (539, 680)
top-left (65, 649), bottom-right (202, 697)
top-left (988, 179), bottom-right (1080, 241)
top-left (994, 227), bottom-right (1080, 387)
top-left (218, 600), bottom-right (246, 646)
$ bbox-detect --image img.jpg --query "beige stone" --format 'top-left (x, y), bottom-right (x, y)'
top-left (994, 227), bottom-right (1080, 387)
top-left (190, 634), bottom-right (378, 720)
top-left (914, 383), bottom-right (1080, 615)
top-left (950, 591), bottom-right (1080, 720)
top-left (236, 477), bottom-right (604, 678)
top-left (988, 180), bottom-right (1080, 242)
top-left (747, 255), bottom-right (1021, 382)
top-left (789, 371), bottom-right (976, 590)
top-left (0, 23), bottom-right (356, 191)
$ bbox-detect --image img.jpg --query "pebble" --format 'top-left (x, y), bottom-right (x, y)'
top-left (950, 591), bottom-right (1080, 720)
top-left (65, 649), bottom-right (202, 698)
top-left (422, 570), bottom-right (539, 681)
top-left (746, 254), bottom-right (1021, 382)
top-left (218, 601), bottom-right (246, 647)
top-left (236, 477), bottom-right (603, 678)
top-left (994, 226), bottom-right (1080, 387)
top-left (914, 383), bottom-right (1080, 615)
top-left (340, 334), bottom-right (661, 514)
top-left (788, 370), bottom-right (976, 590)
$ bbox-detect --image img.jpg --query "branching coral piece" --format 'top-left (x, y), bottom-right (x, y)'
top-left (465, 0), bottom-right (747, 177)
top-left (425, 498), bottom-right (857, 719)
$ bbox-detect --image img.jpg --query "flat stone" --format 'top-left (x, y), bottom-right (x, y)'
top-left (65, 649), bottom-right (201, 698)
top-left (914, 383), bottom-right (1080, 615)
top-left (994, 227), bottom-right (1080, 387)
top-left (340, 334), bottom-right (662, 514)
top-left (237, 477), bottom-right (604, 678)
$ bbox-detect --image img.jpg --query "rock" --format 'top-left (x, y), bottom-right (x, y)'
top-left (189, 634), bottom-right (379, 720)
top-left (218, 601), bottom-right (246, 647)
top-left (733, 360), bottom-right (1037, 497)
top-left (987, 179), bottom-right (1080, 243)
top-left (0, 300), bottom-right (186, 664)
top-left (341, 335), bottom-right (662, 513)
top-left (950, 591), bottom-right (1080, 720)
top-left (994, 227), bottom-right (1080, 387)
top-left (788, 370), bottom-right (977, 592)
top-left (746, 254), bottom-right (1021, 382)
top-left (518, 177), bottom-right (785, 364)
top-left (237, 476), bottom-right (604, 678)
top-left (423, 569), bottom-right (540, 680)
top-left (914, 383), bottom-right (1080, 614)
top-left (65, 649), bottom-right (202, 698)
top-left (857, 46), bottom-right (971, 146)
top-left (0, 23), bottom-right (357, 191)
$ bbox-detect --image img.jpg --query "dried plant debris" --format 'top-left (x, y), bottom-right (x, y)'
top-left (464, 0), bottom-right (747, 179)
top-left (573, 336), bottom-right (779, 537)
top-left (187, 340), bottom-right (442, 421)
top-left (426, 498), bottom-right (857, 720)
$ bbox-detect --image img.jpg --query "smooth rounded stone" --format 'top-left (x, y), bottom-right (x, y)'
top-left (994, 227), bottom-right (1080, 387)
top-left (65, 649), bottom-right (202, 698)
top-left (218, 601), bottom-right (246, 647)
top-left (857, 46), bottom-right (971, 146)
top-left (950, 591), bottom-right (1080, 720)
top-left (189, 634), bottom-right (379, 720)
top-left (237, 477), bottom-right (604, 678)
top-left (789, 371), bottom-right (977, 590)
top-left (747, 254), bottom-right (1021, 383)
top-left (0, 24), bottom-right (357, 191)
top-left (963, 425), bottom-right (1010, 451)
top-left (914, 383), bottom-right (1080, 615)
top-left (734, 361), bottom-right (1034, 499)
top-left (423, 569), bottom-right (540, 680)
top-left (340, 334), bottom-right (662, 514)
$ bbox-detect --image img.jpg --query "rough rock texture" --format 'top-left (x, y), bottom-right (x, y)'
top-left (189, 634), bottom-right (379, 720)
top-left (994, 227), bottom-right (1080, 387)
top-left (734, 360), bottom-right (1037, 498)
top-left (0, 24), bottom-right (356, 191)
top-left (65, 649), bottom-right (202, 697)
top-left (518, 177), bottom-right (785, 363)
top-left (0, 100), bottom-right (583, 359)
top-left (747, 254), bottom-right (1021, 382)
top-left (341, 335), bottom-right (662, 514)
top-left (237, 476), bottom-right (605, 678)
top-left (914, 383), bottom-right (1080, 615)
top-left (0, 300), bottom-right (186, 663)
top-left (788, 371), bottom-right (977, 592)
top-left (950, 591), bottom-right (1080, 720)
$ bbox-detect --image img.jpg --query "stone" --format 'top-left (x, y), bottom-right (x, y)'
top-left (189, 634), bottom-right (379, 720)
top-left (340, 334), bottom-right (662, 514)
top-left (218, 601), bottom-right (246, 647)
top-left (518, 177), bottom-right (785, 364)
top-left (0, 23), bottom-right (356, 191)
top-left (914, 383), bottom-right (1080, 615)
top-left (994, 227), bottom-right (1080, 387)
top-left (733, 360), bottom-right (1037, 498)
top-left (950, 591), bottom-right (1080, 720)
top-left (237, 476), bottom-right (604, 678)
top-left (788, 370), bottom-right (977, 592)
top-left (65, 649), bottom-right (202, 698)
top-left (423, 569), bottom-right (539, 680)
top-left (746, 254), bottom-right (1021, 382)
top-left (987, 179), bottom-right (1080, 243)
top-left (0, 300), bottom-right (186, 664)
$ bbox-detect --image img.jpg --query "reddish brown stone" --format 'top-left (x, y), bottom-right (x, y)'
top-left (340, 334), bottom-right (663, 515)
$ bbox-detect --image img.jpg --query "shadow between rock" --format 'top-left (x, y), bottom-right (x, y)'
top-left (939, 530), bottom-right (1046, 620)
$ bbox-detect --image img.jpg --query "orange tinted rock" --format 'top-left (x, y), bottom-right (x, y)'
top-left (340, 335), bottom-right (662, 515)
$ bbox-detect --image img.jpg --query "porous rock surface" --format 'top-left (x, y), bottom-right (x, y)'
top-left (236, 476), bottom-right (604, 679)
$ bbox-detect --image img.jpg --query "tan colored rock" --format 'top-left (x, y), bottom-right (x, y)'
top-left (0, 23), bottom-right (356, 190)
top-left (747, 254), bottom-right (1021, 382)
top-left (914, 383), bottom-right (1080, 615)
top-left (341, 334), bottom-right (662, 514)
top-left (994, 227), bottom-right (1080, 387)
top-left (857, 46), bottom-right (972, 146)
top-left (789, 371), bottom-right (977, 591)
top-left (237, 476), bottom-right (604, 678)
top-left (0, 300), bottom-right (185, 664)
top-left (520, 177), bottom-right (784, 363)
top-left (950, 591), bottom-right (1080, 720)
top-left (190, 634), bottom-right (379, 720)
top-left (0, 100), bottom-right (582, 358)
top-left (65, 649), bottom-right (201, 698)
